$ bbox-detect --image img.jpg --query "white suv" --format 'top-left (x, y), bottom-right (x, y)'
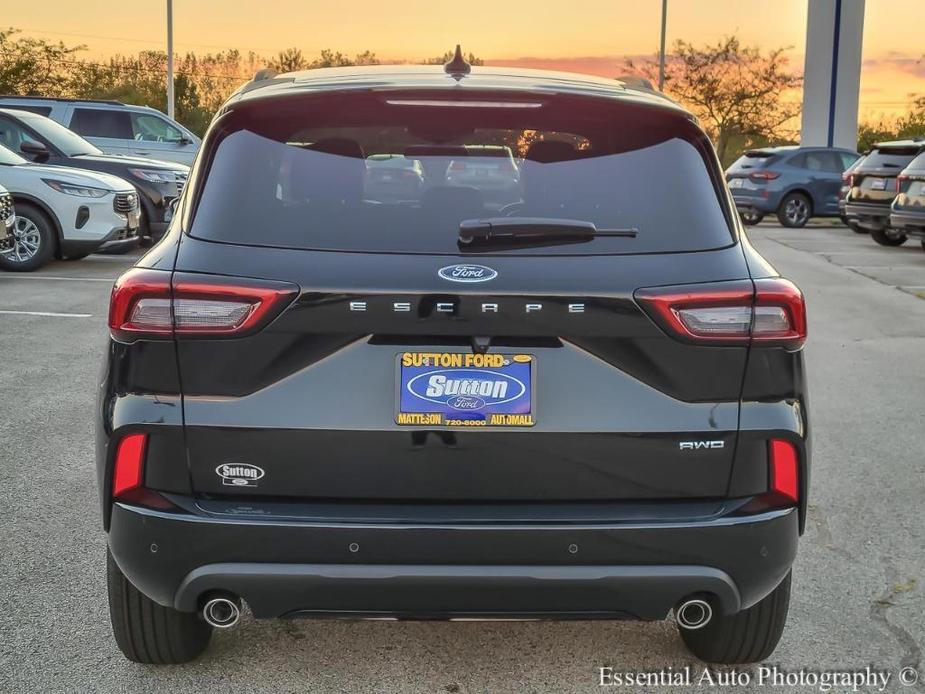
top-left (0, 97), bottom-right (200, 166)
top-left (0, 144), bottom-right (140, 271)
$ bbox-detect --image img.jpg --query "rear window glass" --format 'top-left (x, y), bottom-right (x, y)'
top-left (190, 92), bottom-right (733, 255)
top-left (727, 151), bottom-right (778, 172)
top-left (864, 148), bottom-right (921, 170)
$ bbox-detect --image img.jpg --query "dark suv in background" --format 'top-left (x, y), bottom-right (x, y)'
top-left (845, 139), bottom-right (925, 246)
top-left (99, 59), bottom-right (809, 666)
top-left (0, 108), bottom-right (188, 244)
top-left (726, 146), bottom-right (859, 227)
top-left (890, 150), bottom-right (925, 250)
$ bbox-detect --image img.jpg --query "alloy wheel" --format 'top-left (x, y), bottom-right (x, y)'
top-left (784, 198), bottom-right (809, 226)
top-left (5, 216), bottom-right (42, 263)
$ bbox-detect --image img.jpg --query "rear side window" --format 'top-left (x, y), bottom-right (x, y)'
top-left (863, 148), bottom-right (920, 171)
top-left (71, 108), bottom-right (133, 139)
top-left (190, 92), bottom-right (734, 255)
top-left (789, 151), bottom-right (844, 173)
top-left (839, 152), bottom-right (860, 170)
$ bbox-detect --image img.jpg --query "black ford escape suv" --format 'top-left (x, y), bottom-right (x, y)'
top-left (98, 55), bottom-right (809, 665)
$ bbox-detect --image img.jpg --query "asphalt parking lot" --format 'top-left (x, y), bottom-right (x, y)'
top-left (1, 225), bottom-right (923, 693)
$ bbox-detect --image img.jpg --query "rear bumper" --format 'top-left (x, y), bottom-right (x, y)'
top-left (108, 502), bottom-right (798, 620)
top-left (844, 201), bottom-right (892, 228)
top-left (731, 191), bottom-right (781, 214)
top-left (60, 225), bottom-right (139, 256)
top-left (890, 211), bottom-right (925, 237)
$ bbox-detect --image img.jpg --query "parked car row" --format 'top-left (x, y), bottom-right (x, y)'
top-left (0, 104), bottom-right (190, 271)
top-left (726, 146), bottom-right (860, 227)
top-left (726, 138), bottom-right (925, 254)
top-left (843, 139), bottom-right (925, 250)
top-left (0, 97), bottom-right (200, 166)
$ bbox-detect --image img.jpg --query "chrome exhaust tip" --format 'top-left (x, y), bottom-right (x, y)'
top-left (202, 596), bottom-right (241, 628)
top-left (676, 598), bottom-right (713, 630)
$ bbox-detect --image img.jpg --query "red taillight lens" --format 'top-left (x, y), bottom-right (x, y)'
top-left (109, 268), bottom-right (172, 337)
top-left (769, 439), bottom-right (799, 504)
top-left (109, 269), bottom-right (298, 340)
top-left (752, 278), bottom-right (807, 346)
top-left (112, 433), bottom-right (147, 498)
top-left (635, 278), bottom-right (806, 348)
top-left (749, 171), bottom-right (780, 181)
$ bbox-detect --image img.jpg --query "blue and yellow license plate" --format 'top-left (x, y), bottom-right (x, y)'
top-left (396, 352), bottom-right (535, 427)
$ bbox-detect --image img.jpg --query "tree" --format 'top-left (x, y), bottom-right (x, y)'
top-left (857, 96), bottom-right (925, 152)
top-left (0, 27), bottom-right (84, 95)
top-left (626, 36), bottom-right (802, 165)
top-left (423, 51), bottom-right (483, 66)
top-left (269, 48), bottom-right (308, 72)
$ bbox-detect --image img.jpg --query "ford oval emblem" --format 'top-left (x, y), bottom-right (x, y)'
top-left (437, 264), bottom-right (498, 283)
top-left (406, 369), bottom-right (526, 406)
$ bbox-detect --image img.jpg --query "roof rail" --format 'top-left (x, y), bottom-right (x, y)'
top-left (0, 95), bottom-right (125, 105)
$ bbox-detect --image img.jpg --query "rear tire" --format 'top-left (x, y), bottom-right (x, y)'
top-left (679, 572), bottom-right (791, 664)
top-left (870, 228), bottom-right (907, 246)
top-left (107, 549), bottom-right (212, 663)
top-left (0, 203), bottom-right (56, 272)
top-left (777, 193), bottom-right (811, 228)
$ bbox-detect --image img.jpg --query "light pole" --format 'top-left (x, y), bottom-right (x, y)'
top-left (658, 0), bottom-right (668, 91)
top-left (166, 0), bottom-right (175, 119)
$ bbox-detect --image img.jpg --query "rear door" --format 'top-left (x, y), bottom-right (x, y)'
top-left (173, 89), bottom-right (754, 503)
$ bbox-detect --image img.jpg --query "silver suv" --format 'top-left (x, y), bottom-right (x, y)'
top-left (0, 97), bottom-right (200, 166)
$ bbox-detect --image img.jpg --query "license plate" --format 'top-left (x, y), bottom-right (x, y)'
top-left (397, 352), bottom-right (535, 427)
top-left (869, 178), bottom-right (887, 191)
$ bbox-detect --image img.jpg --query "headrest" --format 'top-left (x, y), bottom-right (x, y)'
top-left (308, 138), bottom-right (365, 159)
top-left (524, 140), bottom-right (578, 163)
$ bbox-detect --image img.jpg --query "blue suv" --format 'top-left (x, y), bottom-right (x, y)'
top-left (726, 146), bottom-right (859, 227)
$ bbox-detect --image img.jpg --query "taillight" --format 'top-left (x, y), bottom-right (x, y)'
top-left (749, 171), bottom-right (780, 181)
top-left (635, 278), bottom-right (806, 348)
top-left (112, 433), bottom-right (147, 498)
top-left (109, 268), bottom-right (298, 340)
top-left (896, 175), bottom-right (908, 193)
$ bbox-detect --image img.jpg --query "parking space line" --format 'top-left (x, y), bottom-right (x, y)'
top-left (0, 310), bottom-right (93, 318)
top-left (0, 275), bottom-right (115, 282)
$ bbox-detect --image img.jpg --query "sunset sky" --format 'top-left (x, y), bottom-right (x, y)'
top-left (6, 0), bottom-right (924, 121)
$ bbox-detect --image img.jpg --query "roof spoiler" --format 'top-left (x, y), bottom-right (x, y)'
top-left (252, 68), bottom-right (279, 82)
top-left (615, 75), bottom-right (656, 91)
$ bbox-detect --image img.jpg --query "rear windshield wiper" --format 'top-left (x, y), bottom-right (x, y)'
top-left (458, 217), bottom-right (638, 247)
